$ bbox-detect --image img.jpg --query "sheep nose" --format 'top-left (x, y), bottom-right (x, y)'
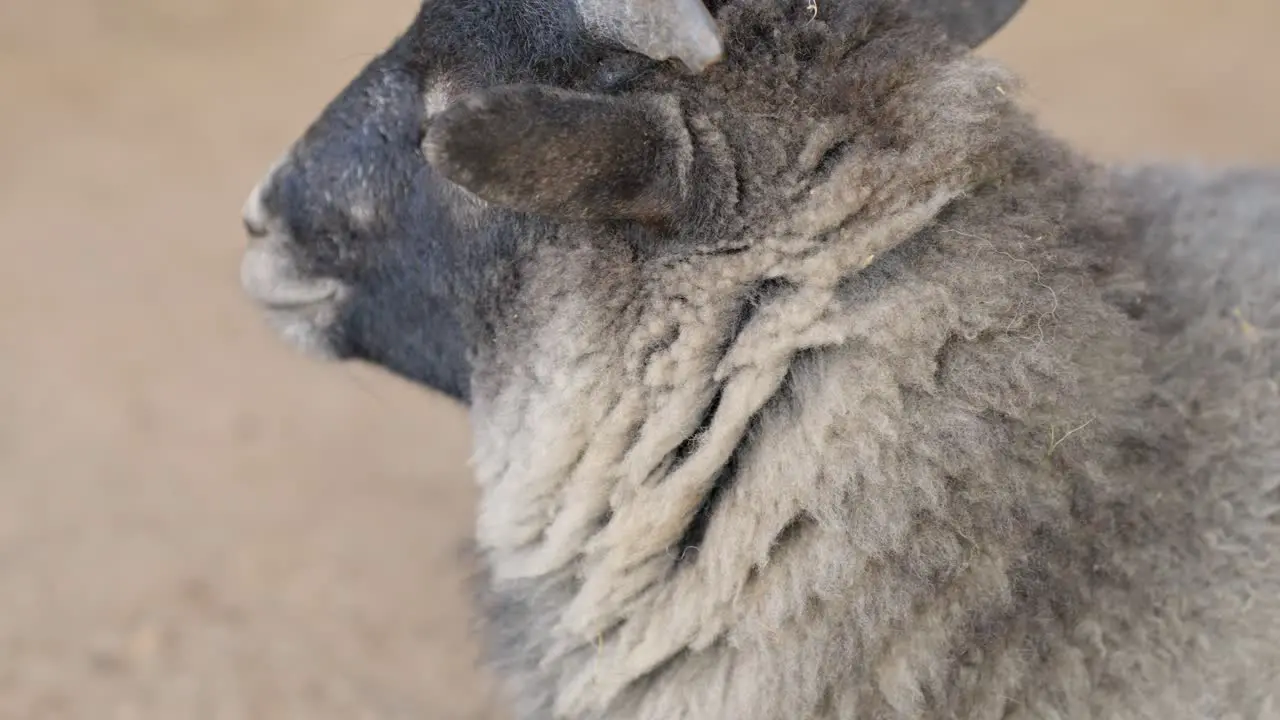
top-left (242, 150), bottom-right (297, 243)
top-left (243, 215), bottom-right (268, 239)
top-left (241, 177), bottom-right (274, 242)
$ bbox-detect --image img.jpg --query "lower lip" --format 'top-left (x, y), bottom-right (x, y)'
top-left (245, 280), bottom-right (340, 309)
top-left (257, 295), bottom-right (335, 313)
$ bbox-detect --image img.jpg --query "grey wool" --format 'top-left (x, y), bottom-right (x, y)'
top-left (238, 0), bottom-right (1280, 718)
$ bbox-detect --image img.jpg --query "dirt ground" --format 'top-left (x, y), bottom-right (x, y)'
top-left (0, 1), bottom-right (1277, 718)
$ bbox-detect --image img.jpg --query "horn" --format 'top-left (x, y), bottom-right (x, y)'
top-left (575, 0), bottom-right (724, 72)
top-left (906, 0), bottom-right (1027, 48)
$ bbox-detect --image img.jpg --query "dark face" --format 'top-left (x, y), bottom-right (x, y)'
top-left (238, 2), bottom-right (593, 402)
top-left (238, 0), bottom-right (1025, 404)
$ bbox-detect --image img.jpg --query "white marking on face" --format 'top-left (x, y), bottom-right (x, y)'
top-left (349, 202), bottom-right (375, 230)
top-left (424, 78), bottom-right (454, 119)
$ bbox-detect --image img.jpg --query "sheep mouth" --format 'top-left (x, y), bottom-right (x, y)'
top-left (240, 239), bottom-right (347, 359)
top-left (248, 284), bottom-right (340, 312)
top-left (240, 237), bottom-right (343, 308)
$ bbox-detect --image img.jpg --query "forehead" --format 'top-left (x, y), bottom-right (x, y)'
top-left (405, 0), bottom-right (596, 85)
top-left (401, 0), bottom-right (825, 115)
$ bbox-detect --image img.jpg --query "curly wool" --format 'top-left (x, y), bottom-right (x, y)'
top-left (455, 4), bottom-right (1280, 720)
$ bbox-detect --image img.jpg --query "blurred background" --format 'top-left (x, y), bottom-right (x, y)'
top-left (0, 0), bottom-right (1277, 718)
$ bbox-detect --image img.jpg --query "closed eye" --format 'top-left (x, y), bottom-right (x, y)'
top-left (588, 52), bottom-right (659, 94)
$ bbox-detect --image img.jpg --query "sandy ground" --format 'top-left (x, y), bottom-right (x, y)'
top-left (0, 1), bottom-right (1278, 718)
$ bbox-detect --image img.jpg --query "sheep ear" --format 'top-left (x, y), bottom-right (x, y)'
top-left (424, 85), bottom-right (689, 223)
top-left (907, 0), bottom-right (1027, 48)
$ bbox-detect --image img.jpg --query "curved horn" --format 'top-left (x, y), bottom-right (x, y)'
top-left (575, 0), bottom-right (724, 72)
top-left (907, 0), bottom-right (1027, 48)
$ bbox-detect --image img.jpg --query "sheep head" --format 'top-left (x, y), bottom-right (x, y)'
top-left (238, 0), bottom-right (1029, 403)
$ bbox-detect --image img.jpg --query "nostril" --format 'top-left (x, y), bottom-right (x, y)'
top-left (241, 176), bottom-right (277, 240)
top-left (243, 215), bottom-right (269, 239)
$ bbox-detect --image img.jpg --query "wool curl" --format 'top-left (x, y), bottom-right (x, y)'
top-left (460, 4), bottom-right (1280, 719)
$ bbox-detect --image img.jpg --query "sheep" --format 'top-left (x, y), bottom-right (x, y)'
top-left (237, 0), bottom-right (1280, 718)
